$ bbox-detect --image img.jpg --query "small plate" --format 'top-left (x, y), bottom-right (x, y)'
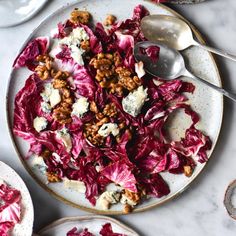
top-left (37, 215), bottom-right (139, 236)
top-left (0, 0), bottom-right (48, 28)
top-left (0, 161), bottom-right (34, 236)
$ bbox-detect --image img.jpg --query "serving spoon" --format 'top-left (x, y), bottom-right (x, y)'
top-left (134, 41), bottom-right (236, 102)
top-left (141, 15), bottom-right (236, 62)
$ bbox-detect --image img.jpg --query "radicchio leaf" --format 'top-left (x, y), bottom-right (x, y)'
top-left (13, 37), bottom-right (49, 70)
top-left (101, 161), bottom-right (137, 192)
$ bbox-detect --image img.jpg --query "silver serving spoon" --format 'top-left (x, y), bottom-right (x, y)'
top-left (134, 41), bottom-right (236, 102)
top-left (141, 15), bottom-right (236, 62)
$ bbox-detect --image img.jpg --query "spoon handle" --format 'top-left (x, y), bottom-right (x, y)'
top-left (183, 70), bottom-right (236, 102)
top-left (193, 40), bottom-right (236, 62)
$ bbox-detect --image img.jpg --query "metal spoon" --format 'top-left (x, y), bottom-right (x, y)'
top-left (141, 15), bottom-right (236, 62)
top-left (134, 41), bottom-right (236, 102)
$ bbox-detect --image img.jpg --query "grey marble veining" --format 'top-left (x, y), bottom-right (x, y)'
top-left (1, 0), bottom-right (236, 235)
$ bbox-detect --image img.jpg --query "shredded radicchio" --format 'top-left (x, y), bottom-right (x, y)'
top-left (139, 46), bottom-right (160, 63)
top-left (13, 4), bottom-right (212, 209)
top-left (67, 223), bottom-right (127, 236)
top-left (0, 182), bottom-right (21, 235)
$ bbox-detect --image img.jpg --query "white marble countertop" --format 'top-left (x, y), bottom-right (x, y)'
top-left (1, 0), bottom-right (236, 235)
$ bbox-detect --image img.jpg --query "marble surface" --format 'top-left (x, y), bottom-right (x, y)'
top-left (1, 0), bottom-right (236, 235)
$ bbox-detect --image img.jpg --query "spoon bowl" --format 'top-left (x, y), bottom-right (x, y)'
top-left (141, 15), bottom-right (194, 51)
top-left (134, 41), bottom-right (236, 102)
top-left (141, 15), bottom-right (236, 62)
top-left (134, 41), bottom-right (185, 80)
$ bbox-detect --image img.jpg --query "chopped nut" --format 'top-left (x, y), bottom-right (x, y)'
top-left (116, 67), bottom-right (141, 91)
top-left (40, 148), bottom-right (52, 160)
top-left (103, 103), bottom-right (117, 117)
top-left (124, 189), bottom-right (141, 204)
top-left (123, 204), bottom-right (133, 214)
top-left (80, 40), bottom-right (90, 51)
top-left (90, 101), bottom-right (99, 113)
top-left (53, 79), bottom-right (67, 89)
top-left (184, 165), bottom-right (193, 177)
top-left (46, 172), bottom-right (61, 183)
top-left (104, 14), bottom-right (116, 26)
top-left (35, 55), bottom-right (54, 81)
top-left (70, 9), bottom-right (90, 24)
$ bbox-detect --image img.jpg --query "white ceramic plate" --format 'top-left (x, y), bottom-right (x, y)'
top-left (0, 161), bottom-right (34, 236)
top-left (37, 215), bottom-right (139, 236)
top-left (6, 0), bottom-right (223, 214)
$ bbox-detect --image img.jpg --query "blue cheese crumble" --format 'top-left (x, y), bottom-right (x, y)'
top-left (98, 123), bottom-right (119, 137)
top-left (72, 97), bottom-right (89, 118)
top-left (122, 86), bottom-right (148, 117)
top-left (33, 117), bottom-right (48, 132)
top-left (56, 128), bottom-right (72, 152)
top-left (59, 27), bottom-right (89, 65)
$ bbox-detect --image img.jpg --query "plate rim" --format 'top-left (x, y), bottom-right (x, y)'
top-left (6, 0), bottom-right (224, 215)
top-left (37, 215), bottom-right (139, 235)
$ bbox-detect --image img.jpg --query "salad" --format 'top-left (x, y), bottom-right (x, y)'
top-left (0, 180), bottom-right (22, 236)
top-left (13, 4), bottom-right (211, 213)
top-left (67, 223), bottom-right (127, 236)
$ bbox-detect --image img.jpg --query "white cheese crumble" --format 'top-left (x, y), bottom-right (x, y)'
top-left (32, 156), bottom-right (47, 174)
top-left (52, 152), bottom-right (63, 164)
top-left (63, 178), bottom-right (86, 193)
top-left (41, 101), bottom-right (52, 114)
top-left (49, 88), bottom-right (61, 108)
top-left (33, 117), bottom-right (48, 132)
top-left (59, 27), bottom-right (89, 65)
top-left (98, 191), bottom-right (121, 210)
top-left (72, 97), bottom-right (89, 118)
top-left (135, 61), bottom-right (146, 78)
top-left (122, 86), bottom-right (148, 117)
top-left (98, 123), bottom-right (119, 137)
top-left (40, 83), bottom-right (61, 113)
top-left (120, 193), bottom-right (138, 206)
top-left (56, 128), bottom-right (72, 152)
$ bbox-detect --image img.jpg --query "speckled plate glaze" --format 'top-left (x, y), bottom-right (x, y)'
top-left (37, 215), bottom-right (139, 236)
top-left (6, 0), bottom-right (223, 214)
top-left (0, 161), bottom-right (34, 236)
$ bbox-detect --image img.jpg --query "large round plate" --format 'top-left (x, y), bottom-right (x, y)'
top-left (37, 215), bottom-right (139, 236)
top-left (0, 161), bottom-right (34, 236)
top-left (6, 0), bottom-right (223, 214)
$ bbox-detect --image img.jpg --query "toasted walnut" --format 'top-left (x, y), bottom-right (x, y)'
top-left (123, 204), bottom-right (133, 214)
top-left (95, 112), bottom-right (105, 120)
top-left (80, 40), bottom-right (90, 51)
top-left (40, 148), bottom-right (52, 160)
top-left (96, 117), bottom-right (109, 126)
top-left (104, 14), bottom-right (116, 26)
top-left (103, 103), bottom-right (117, 117)
top-left (184, 165), bottom-right (193, 177)
top-left (124, 189), bottom-right (141, 204)
top-left (53, 107), bottom-right (72, 124)
top-left (90, 101), bottom-right (99, 113)
top-left (70, 8), bottom-right (90, 24)
top-left (83, 122), bottom-right (104, 146)
top-left (116, 67), bottom-right (141, 91)
top-left (90, 53), bottom-right (114, 82)
top-left (46, 172), bottom-right (61, 183)
top-left (35, 55), bottom-right (55, 80)
top-left (53, 79), bottom-right (67, 89)
top-left (113, 52), bottom-right (122, 67)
